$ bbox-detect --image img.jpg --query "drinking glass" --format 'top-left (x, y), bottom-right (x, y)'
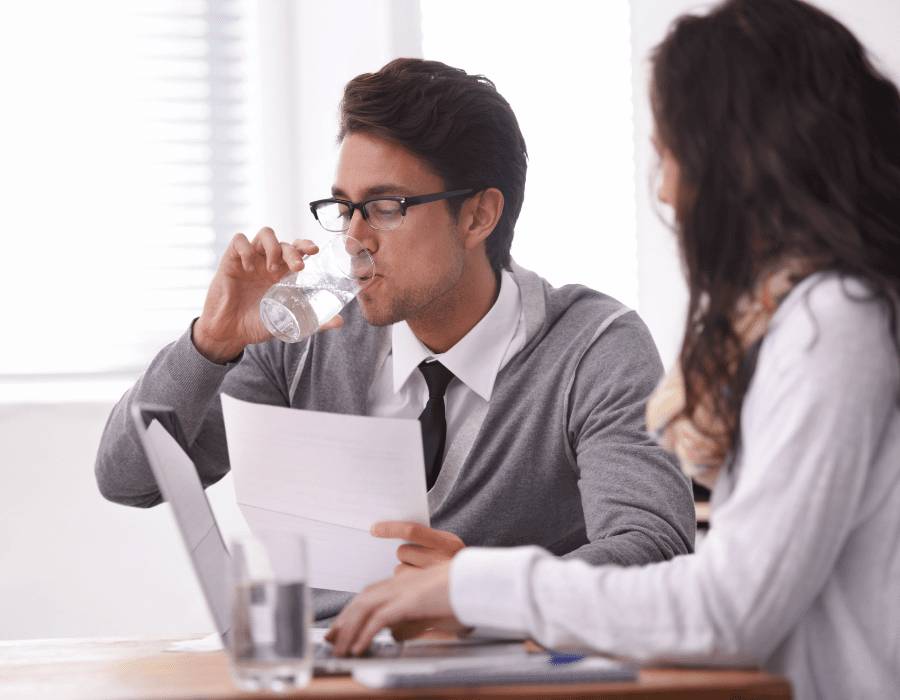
top-left (259, 234), bottom-right (375, 343)
top-left (227, 531), bottom-right (312, 691)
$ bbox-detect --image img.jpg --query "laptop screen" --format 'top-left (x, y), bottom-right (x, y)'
top-left (130, 403), bottom-right (231, 641)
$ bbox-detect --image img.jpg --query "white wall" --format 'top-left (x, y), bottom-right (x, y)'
top-left (630, 0), bottom-right (900, 366)
top-left (0, 403), bottom-right (247, 639)
top-left (421, 0), bottom-right (639, 310)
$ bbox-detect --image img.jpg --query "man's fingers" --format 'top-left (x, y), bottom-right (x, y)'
top-left (396, 544), bottom-right (447, 568)
top-left (230, 233), bottom-right (256, 272)
top-left (371, 522), bottom-right (464, 552)
top-left (319, 314), bottom-right (344, 332)
top-left (280, 242), bottom-right (305, 271)
top-left (253, 227), bottom-right (285, 272)
top-left (225, 231), bottom-right (319, 276)
top-left (371, 521), bottom-right (426, 542)
top-left (292, 238), bottom-right (320, 257)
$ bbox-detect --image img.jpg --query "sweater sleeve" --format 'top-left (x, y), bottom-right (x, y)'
top-left (450, 282), bottom-right (898, 665)
top-left (94, 322), bottom-right (298, 507)
top-left (562, 310), bottom-right (695, 565)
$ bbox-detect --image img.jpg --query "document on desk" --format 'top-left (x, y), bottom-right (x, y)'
top-left (220, 394), bottom-right (430, 593)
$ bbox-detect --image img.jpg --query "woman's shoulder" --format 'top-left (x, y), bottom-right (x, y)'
top-left (735, 271), bottom-right (899, 485)
top-left (764, 271), bottom-right (898, 374)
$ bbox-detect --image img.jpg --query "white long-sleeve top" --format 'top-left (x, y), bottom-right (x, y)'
top-left (450, 273), bottom-right (900, 700)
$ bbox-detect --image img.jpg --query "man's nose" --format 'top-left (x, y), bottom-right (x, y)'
top-left (347, 209), bottom-right (379, 255)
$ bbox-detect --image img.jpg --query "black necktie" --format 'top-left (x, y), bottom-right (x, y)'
top-left (417, 360), bottom-right (455, 490)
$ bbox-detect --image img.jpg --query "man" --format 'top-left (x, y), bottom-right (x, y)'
top-left (96, 58), bottom-right (694, 620)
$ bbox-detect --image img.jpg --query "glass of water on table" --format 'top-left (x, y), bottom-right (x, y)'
top-left (228, 531), bottom-right (312, 691)
top-left (259, 233), bottom-right (374, 343)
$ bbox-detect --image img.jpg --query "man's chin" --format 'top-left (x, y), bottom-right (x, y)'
top-left (357, 296), bottom-right (401, 327)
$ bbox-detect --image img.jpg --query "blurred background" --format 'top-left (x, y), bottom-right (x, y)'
top-left (1, 0), bottom-right (898, 640)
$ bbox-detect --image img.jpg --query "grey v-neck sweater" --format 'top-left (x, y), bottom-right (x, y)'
top-left (96, 263), bottom-right (695, 618)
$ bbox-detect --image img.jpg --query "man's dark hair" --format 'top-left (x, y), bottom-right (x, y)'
top-left (339, 58), bottom-right (527, 272)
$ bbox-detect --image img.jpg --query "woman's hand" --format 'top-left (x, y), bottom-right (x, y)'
top-left (325, 561), bottom-right (460, 657)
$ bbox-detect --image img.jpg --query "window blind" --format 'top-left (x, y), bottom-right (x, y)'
top-left (0, 0), bottom-right (257, 395)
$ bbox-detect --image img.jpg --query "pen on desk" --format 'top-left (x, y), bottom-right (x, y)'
top-left (547, 652), bottom-right (585, 665)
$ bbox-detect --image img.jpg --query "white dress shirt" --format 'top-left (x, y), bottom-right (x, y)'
top-left (366, 269), bottom-right (525, 466)
top-left (448, 273), bottom-right (900, 700)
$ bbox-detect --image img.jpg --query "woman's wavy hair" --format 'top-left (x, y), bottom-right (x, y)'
top-left (651, 0), bottom-right (900, 449)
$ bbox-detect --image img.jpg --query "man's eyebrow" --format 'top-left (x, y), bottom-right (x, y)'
top-left (330, 183), bottom-right (411, 199)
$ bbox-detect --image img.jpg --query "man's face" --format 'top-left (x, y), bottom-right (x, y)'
top-left (331, 132), bottom-right (467, 327)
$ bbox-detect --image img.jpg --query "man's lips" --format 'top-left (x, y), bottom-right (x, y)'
top-left (360, 274), bottom-right (382, 295)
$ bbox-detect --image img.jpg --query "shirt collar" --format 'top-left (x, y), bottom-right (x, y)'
top-left (391, 269), bottom-right (522, 401)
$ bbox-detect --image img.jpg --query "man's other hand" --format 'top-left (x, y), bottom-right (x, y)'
top-left (371, 521), bottom-right (465, 575)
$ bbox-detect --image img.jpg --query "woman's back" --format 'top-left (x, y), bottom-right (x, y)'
top-left (710, 272), bottom-right (900, 698)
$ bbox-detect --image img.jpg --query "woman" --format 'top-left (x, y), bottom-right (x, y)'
top-left (327, 1), bottom-right (900, 697)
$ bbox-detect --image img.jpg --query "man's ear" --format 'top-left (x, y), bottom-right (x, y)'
top-left (461, 188), bottom-right (504, 250)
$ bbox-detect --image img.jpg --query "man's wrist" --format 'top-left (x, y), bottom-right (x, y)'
top-left (191, 319), bottom-right (244, 365)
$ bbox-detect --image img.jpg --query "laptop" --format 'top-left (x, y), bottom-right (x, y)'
top-left (129, 403), bottom-right (531, 675)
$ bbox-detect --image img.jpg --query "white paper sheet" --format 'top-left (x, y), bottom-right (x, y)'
top-left (220, 394), bottom-right (430, 593)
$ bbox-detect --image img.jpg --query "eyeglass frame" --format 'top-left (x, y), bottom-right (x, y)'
top-left (308, 188), bottom-right (477, 232)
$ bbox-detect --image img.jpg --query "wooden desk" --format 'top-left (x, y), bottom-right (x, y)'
top-left (0, 637), bottom-right (791, 700)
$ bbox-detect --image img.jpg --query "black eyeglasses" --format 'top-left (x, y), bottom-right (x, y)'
top-left (309, 188), bottom-right (476, 233)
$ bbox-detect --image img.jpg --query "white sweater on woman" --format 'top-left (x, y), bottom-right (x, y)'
top-left (450, 273), bottom-right (900, 700)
